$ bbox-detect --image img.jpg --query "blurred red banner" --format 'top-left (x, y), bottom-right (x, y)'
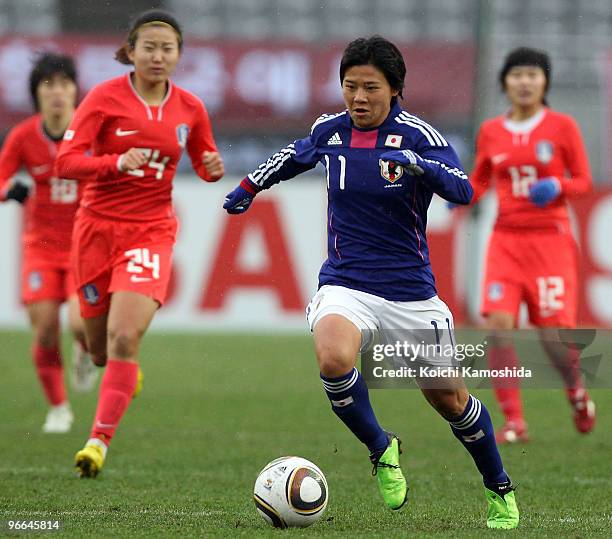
top-left (573, 188), bottom-right (612, 327)
top-left (0, 36), bottom-right (474, 132)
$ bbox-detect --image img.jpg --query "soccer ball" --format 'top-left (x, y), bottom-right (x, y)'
top-left (253, 456), bottom-right (328, 528)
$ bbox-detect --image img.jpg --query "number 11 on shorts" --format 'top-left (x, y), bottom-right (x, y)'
top-left (125, 248), bottom-right (160, 282)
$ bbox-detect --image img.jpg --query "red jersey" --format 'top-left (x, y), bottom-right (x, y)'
top-left (470, 108), bottom-right (592, 231)
top-left (56, 74), bottom-right (219, 222)
top-left (0, 114), bottom-right (80, 259)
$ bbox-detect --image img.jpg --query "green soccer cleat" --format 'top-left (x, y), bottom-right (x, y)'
top-left (485, 483), bottom-right (519, 529)
top-left (370, 432), bottom-right (408, 510)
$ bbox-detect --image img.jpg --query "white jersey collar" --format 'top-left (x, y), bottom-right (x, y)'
top-left (503, 107), bottom-right (546, 135)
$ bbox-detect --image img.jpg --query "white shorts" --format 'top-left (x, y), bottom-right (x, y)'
top-left (306, 285), bottom-right (457, 367)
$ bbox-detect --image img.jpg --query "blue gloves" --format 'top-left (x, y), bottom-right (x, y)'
top-left (529, 177), bottom-right (561, 208)
top-left (223, 178), bottom-right (258, 214)
top-left (379, 149), bottom-right (426, 176)
top-left (3, 182), bottom-right (30, 204)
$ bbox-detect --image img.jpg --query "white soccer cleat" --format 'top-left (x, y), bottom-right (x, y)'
top-left (42, 402), bottom-right (74, 433)
top-left (71, 340), bottom-right (98, 392)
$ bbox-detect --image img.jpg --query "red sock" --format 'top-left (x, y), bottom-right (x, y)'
top-left (488, 345), bottom-right (524, 426)
top-left (33, 344), bottom-right (66, 406)
top-left (541, 341), bottom-right (585, 402)
top-left (90, 359), bottom-right (139, 446)
top-left (562, 347), bottom-right (585, 404)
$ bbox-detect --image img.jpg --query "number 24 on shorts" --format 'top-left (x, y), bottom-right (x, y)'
top-left (125, 248), bottom-right (160, 282)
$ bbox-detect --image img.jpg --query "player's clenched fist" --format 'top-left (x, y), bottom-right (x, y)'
top-left (202, 151), bottom-right (224, 180)
top-left (118, 148), bottom-right (149, 172)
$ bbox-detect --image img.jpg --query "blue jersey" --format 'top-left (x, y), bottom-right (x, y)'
top-left (246, 101), bottom-right (473, 301)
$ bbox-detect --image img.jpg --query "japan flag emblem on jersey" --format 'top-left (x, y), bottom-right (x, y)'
top-left (379, 159), bottom-right (404, 183)
top-left (536, 140), bottom-right (554, 164)
top-left (385, 134), bottom-right (403, 148)
top-left (176, 123), bottom-right (189, 149)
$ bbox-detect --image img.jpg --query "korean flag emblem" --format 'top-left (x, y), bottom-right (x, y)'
top-left (536, 140), bottom-right (554, 164)
top-left (28, 271), bottom-right (42, 291)
top-left (83, 283), bottom-right (100, 305)
top-left (176, 123), bottom-right (189, 149)
top-left (488, 282), bottom-right (504, 301)
top-left (379, 159), bottom-right (404, 183)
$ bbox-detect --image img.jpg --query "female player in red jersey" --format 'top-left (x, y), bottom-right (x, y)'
top-left (470, 47), bottom-right (595, 442)
top-left (0, 53), bottom-right (96, 434)
top-left (56, 10), bottom-right (224, 477)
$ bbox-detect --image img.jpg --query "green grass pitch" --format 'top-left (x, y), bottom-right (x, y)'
top-left (0, 331), bottom-right (610, 537)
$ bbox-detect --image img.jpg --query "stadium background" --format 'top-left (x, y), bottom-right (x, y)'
top-left (0, 0), bottom-right (611, 330)
top-left (1, 2), bottom-right (611, 536)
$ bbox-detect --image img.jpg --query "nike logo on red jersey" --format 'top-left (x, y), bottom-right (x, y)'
top-left (31, 164), bottom-right (51, 175)
top-left (115, 128), bottom-right (139, 137)
top-left (130, 275), bottom-right (153, 283)
top-left (491, 153), bottom-right (509, 165)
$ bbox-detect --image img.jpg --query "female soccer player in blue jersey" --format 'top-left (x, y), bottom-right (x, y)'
top-left (224, 36), bottom-right (518, 529)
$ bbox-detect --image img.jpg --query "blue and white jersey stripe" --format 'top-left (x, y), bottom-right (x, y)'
top-left (310, 111), bottom-right (346, 135)
top-left (424, 159), bottom-right (468, 180)
top-left (248, 143), bottom-right (296, 187)
top-left (395, 111), bottom-right (449, 147)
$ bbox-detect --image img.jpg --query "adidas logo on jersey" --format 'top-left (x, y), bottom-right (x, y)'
top-left (327, 132), bottom-right (342, 145)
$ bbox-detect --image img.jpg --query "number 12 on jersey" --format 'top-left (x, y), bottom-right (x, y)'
top-left (509, 165), bottom-right (537, 198)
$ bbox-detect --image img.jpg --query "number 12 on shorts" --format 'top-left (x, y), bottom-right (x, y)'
top-left (537, 276), bottom-right (564, 312)
top-left (125, 248), bottom-right (160, 282)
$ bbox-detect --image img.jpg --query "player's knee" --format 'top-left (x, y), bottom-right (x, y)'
top-left (108, 327), bottom-right (142, 359)
top-left (316, 345), bottom-right (355, 377)
top-left (486, 312), bottom-right (514, 331)
top-left (34, 322), bottom-right (60, 348)
top-left (429, 390), bottom-right (468, 420)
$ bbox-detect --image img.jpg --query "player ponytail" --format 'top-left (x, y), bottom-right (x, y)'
top-left (340, 36), bottom-right (406, 101)
top-left (29, 52), bottom-right (77, 111)
top-left (115, 9), bottom-right (183, 65)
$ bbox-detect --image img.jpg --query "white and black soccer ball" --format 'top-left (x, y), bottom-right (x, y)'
top-left (253, 456), bottom-right (328, 528)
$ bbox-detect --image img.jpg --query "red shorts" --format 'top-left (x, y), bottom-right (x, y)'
top-left (481, 230), bottom-right (578, 327)
top-left (71, 211), bottom-right (177, 319)
top-left (21, 252), bottom-right (75, 304)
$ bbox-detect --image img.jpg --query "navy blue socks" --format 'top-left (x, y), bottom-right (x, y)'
top-left (321, 367), bottom-right (389, 454)
top-left (450, 395), bottom-right (509, 486)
